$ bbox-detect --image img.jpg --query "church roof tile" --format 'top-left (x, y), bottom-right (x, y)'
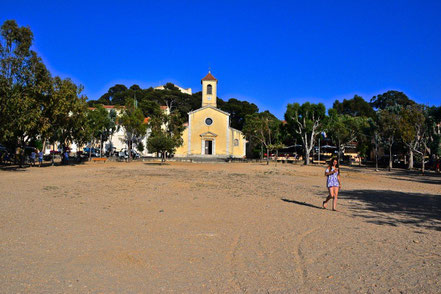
top-left (201, 71), bottom-right (217, 82)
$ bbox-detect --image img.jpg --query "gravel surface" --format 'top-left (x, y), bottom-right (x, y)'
top-left (1, 162), bottom-right (440, 293)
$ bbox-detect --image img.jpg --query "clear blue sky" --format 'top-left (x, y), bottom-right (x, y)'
top-left (2, 0), bottom-right (441, 118)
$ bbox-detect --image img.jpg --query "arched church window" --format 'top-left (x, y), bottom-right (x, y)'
top-left (234, 139), bottom-right (239, 146)
top-left (207, 84), bottom-right (212, 95)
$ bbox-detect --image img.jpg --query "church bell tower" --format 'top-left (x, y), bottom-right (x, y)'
top-left (201, 71), bottom-right (218, 108)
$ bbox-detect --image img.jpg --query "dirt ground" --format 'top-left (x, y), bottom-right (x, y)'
top-left (1, 161), bottom-right (440, 293)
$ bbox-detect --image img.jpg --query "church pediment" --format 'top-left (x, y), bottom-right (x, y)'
top-left (200, 131), bottom-right (218, 138)
top-left (188, 105), bottom-right (230, 116)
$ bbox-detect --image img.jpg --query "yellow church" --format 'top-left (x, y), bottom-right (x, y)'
top-left (175, 72), bottom-right (247, 158)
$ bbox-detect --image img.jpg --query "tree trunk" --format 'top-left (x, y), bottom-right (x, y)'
top-left (88, 142), bottom-right (92, 162)
top-left (388, 144), bottom-right (393, 171)
top-left (52, 143), bottom-right (55, 166)
top-left (305, 150), bottom-right (310, 165)
top-left (100, 133), bottom-right (103, 158)
top-left (266, 147), bottom-right (269, 165)
top-left (422, 150), bottom-right (426, 174)
top-left (408, 149), bottom-right (414, 169)
top-left (275, 149), bottom-right (278, 167)
top-left (128, 138), bottom-right (132, 162)
top-left (375, 139), bottom-right (379, 172)
top-left (337, 143), bottom-right (341, 166)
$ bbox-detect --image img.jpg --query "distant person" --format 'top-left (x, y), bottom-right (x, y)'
top-left (15, 146), bottom-right (21, 166)
top-left (16, 146), bottom-right (25, 167)
top-left (38, 149), bottom-right (43, 167)
top-left (63, 150), bottom-right (69, 165)
top-left (4, 152), bottom-right (10, 164)
top-left (30, 149), bottom-right (36, 166)
top-left (76, 151), bottom-right (82, 163)
top-left (322, 158), bottom-right (341, 211)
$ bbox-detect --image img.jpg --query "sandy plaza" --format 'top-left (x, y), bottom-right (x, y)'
top-left (1, 162), bottom-right (440, 293)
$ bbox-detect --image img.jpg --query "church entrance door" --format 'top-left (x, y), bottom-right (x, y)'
top-left (205, 140), bottom-right (213, 155)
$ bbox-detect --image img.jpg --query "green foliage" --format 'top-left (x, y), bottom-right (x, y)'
top-left (427, 106), bottom-right (441, 157)
top-left (284, 102), bottom-right (326, 164)
top-left (399, 104), bottom-right (426, 146)
top-left (243, 111), bottom-right (281, 147)
top-left (333, 95), bottom-right (375, 118)
top-left (0, 20), bottom-right (91, 153)
top-left (119, 99), bottom-right (148, 161)
top-left (86, 104), bottom-right (115, 145)
top-left (92, 83), bottom-right (197, 119)
top-left (147, 110), bottom-right (185, 161)
top-left (326, 109), bottom-right (369, 163)
top-left (370, 90), bottom-right (415, 111)
top-left (356, 117), bottom-right (375, 159)
top-left (0, 20), bottom-right (52, 145)
top-left (138, 99), bottom-right (161, 118)
top-left (96, 84), bottom-right (128, 105)
top-left (217, 98), bottom-right (259, 130)
top-left (378, 109), bottom-right (401, 170)
top-left (243, 111), bottom-right (281, 163)
top-left (0, 20), bottom-right (89, 152)
top-left (136, 141), bottom-right (145, 153)
top-left (46, 77), bottom-right (88, 147)
top-left (147, 134), bottom-right (177, 161)
top-left (120, 99), bottom-right (148, 141)
top-left (378, 110), bottom-right (400, 144)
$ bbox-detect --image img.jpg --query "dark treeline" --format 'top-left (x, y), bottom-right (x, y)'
top-left (87, 82), bottom-right (259, 131)
top-left (243, 91), bottom-right (441, 172)
top-left (1, 19), bottom-right (440, 171)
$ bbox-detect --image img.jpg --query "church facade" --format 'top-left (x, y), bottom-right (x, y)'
top-left (174, 72), bottom-right (247, 158)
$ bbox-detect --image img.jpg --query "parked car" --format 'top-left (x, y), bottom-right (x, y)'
top-left (83, 147), bottom-right (101, 157)
top-left (118, 149), bottom-right (128, 161)
top-left (118, 149), bottom-right (140, 161)
top-left (105, 147), bottom-right (117, 157)
top-left (131, 149), bottom-right (140, 159)
top-left (0, 144), bottom-right (11, 165)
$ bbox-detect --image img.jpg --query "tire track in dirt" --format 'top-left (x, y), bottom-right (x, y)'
top-left (290, 227), bottom-right (320, 286)
top-left (227, 231), bottom-right (245, 292)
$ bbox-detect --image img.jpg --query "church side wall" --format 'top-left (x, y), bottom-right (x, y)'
top-left (230, 129), bottom-right (247, 158)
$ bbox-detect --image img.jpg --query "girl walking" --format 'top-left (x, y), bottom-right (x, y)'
top-left (322, 158), bottom-right (341, 211)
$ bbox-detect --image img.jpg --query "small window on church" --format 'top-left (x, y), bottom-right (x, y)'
top-left (207, 84), bottom-right (212, 95)
top-left (205, 118), bottom-right (213, 126)
top-left (234, 139), bottom-right (239, 146)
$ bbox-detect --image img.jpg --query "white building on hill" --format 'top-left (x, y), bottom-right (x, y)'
top-left (154, 84), bottom-right (192, 95)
